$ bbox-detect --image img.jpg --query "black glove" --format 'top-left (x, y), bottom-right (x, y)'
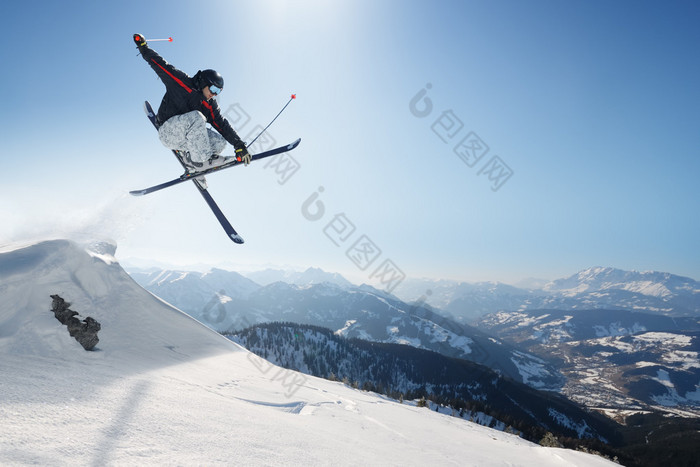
top-left (235, 146), bottom-right (251, 166)
top-left (133, 33), bottom-right (147, 47)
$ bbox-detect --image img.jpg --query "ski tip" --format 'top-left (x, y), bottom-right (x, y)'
top-left (143, 101), bottom-right (155, 119)
top-left (230, 234), bottom-right (245, 244)
top-left (129, 190), bottom-right (146, 197)
top-left (288, 138), bottom-right (301, 150)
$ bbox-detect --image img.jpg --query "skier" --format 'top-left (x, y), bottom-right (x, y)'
top-left (133, 33), bottom-right (251, 172)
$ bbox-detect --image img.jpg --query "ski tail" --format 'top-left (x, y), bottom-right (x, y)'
top-left (193, 178), bottom-right (244, 244)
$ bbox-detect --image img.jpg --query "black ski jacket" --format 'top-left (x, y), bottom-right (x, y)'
top-left (138, 44), bottom-right (245, 150)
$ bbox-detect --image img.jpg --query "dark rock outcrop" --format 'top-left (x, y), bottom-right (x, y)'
top-left (50, 295), bottom-right (101, 350)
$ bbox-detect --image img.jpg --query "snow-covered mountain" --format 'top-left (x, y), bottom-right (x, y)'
top-left (0, 240), bottom-right (618, 466)
top-left (268, 281), bottom-right (564, 390)
top-left (130, 271), bottom-right (563, 391)
top-left (243, 267), bottom-right (354, 288)
top-left (130, 265), bottom-right (700, 330)
top-left (128, 267), bottom-right (261, 331)
top-left (392, 278), bottom-right (538, 322)
top-left (129, 267), bottom-right (261, 300)
top-left (394, 267), bottom-right (700, 322)
top-left (543, 267), bottom-right (697, 298)
top-left (540, 267), bottom-right (700, 314)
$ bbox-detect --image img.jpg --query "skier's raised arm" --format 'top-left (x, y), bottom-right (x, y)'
top-left (133, 34), bottom-right (191, 91)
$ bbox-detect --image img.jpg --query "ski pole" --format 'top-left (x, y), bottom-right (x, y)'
top-left (148, 37), bottom-right (173, 42)
top-left (248, 94), bottom-right (297, 147)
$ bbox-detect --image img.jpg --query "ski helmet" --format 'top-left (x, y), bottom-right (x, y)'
top-left (194, 69), bottom-right (224, 92)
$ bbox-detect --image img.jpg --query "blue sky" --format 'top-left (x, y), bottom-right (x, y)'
top-left (1, 0), bottom-right (698, 286)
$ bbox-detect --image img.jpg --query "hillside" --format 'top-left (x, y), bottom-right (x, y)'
top-left (228, 322), bottom-right (621, 443)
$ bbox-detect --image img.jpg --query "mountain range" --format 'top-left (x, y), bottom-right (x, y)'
top-left (130, 265), bottom-right (700, 322)
top-left (129, 268), bottom-right (564, 391)
top-left (129, 264), bottom-right (700, 419)
top-left (244, 267), bottom-right (354, 288)
top-left (394, 267), bottom-right (699, 322)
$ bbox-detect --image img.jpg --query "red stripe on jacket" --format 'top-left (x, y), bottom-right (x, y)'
top-left (151, 59), bottom-right (193, 93)
top-left (202, 100), bottom-right (221, 130)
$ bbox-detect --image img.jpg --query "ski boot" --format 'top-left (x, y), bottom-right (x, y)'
top-left (174, 150), bottom-right (208, 187)
top-left (205, 154), bottom-right (236, 170)
top-left (176, 150), bottom-right (204, 174)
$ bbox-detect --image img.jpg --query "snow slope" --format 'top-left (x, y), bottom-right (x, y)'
top-left (0, 240), bottom-right (615, 466)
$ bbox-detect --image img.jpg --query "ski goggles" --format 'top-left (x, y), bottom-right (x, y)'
top-left (209, 84), bottom-right (222, 96)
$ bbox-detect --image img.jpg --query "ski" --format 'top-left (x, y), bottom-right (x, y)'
top-left (193, 178), bottom-right (244, 244)
top-left (137, 101), bottom-right (255, 243)
top-left (130, 135), bottom-right (301, 196)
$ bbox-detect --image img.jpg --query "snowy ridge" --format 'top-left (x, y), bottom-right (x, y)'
top-left (0, 240), bottom-right (616, 465)
top-left (243, 266), bottom-right (354, 288)
top-left (393, 267), bottom-right (699, 322)
top-left (541, 267), bottom-right (699, 314)
top-left (543, 267), bottom-right (688, 298)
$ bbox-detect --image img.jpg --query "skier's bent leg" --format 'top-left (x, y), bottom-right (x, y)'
top-left (158, 111), bottom-right (211, 163)
top-left (208, 128), bottom-right (227, 156)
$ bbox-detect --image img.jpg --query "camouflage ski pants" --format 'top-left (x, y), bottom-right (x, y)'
top-left (158, 111), bottom-right (227, 163)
